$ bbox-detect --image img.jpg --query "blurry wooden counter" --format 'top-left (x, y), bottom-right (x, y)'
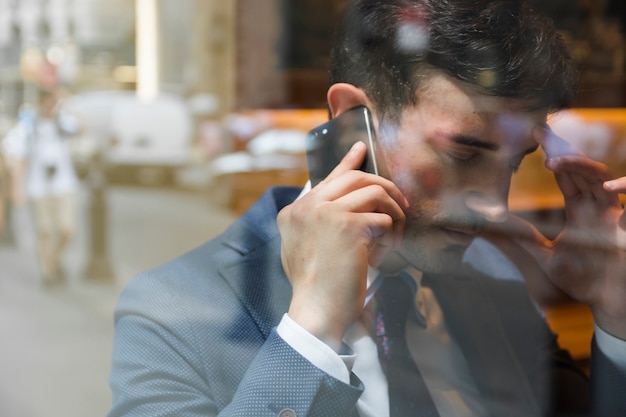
top-left (544, 303), bottom-right (594, 371)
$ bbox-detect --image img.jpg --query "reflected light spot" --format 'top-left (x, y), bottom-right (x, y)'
top-left (396, 22), bottom-right (429, 53)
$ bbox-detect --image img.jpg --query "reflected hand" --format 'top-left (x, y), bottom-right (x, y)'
top-left (538, 127), bottom-right (626, 340)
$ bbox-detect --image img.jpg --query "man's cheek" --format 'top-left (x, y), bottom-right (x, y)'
top-left (391, 165), bottom-right (442, 202)
top-left (420, 168), bottom-right (441, 194)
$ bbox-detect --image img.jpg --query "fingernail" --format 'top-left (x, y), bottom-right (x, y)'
top-left (349, 141), bottom-right (365, 153)
top-left (604, 180), bottom-right (616, 190)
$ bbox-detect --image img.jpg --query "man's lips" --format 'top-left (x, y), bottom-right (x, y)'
top-left (442, 227), bottom-right (479, 245)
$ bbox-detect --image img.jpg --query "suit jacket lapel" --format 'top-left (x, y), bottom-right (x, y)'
top-left (219, 236), bottom-right (292, 338)
top-left (426, 270), bottom-right (542, 417)
top-left (217, 187), bottom-right (300, 338)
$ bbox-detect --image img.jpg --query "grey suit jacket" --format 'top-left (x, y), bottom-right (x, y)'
top-left (108, 186), bottom-right (625, 417)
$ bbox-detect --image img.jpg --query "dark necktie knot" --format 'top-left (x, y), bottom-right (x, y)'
top-left (375, 274), bottom-right (415, 338)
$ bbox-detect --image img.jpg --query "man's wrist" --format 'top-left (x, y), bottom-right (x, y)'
top-left (287, 303), bottom-right (348, 350)
top-left (277, 314), bottom-right (351, 383)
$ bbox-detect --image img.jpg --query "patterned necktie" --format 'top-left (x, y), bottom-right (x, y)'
top-left (372, 273), bottom-right (440, 417)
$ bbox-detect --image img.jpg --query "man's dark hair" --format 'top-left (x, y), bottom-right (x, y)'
top-left (329, 0), bottom-right (577, 121)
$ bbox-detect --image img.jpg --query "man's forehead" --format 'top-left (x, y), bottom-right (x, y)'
top-left (416, 71), bottom-right (548, 122)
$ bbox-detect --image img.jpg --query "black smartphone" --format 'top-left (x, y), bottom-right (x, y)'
top-left (306, 106), bottom-right (385, 187)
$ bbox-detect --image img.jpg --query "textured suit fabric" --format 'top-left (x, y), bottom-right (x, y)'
top-left (108, 186), bottom-right (625, 417)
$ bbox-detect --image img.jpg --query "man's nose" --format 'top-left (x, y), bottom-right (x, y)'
top-left (464, 192), bottom-right (508, 223)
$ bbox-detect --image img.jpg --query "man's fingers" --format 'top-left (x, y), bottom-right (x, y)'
top-left (585, 175), bottom-right (620, 205)
top-left (312, 140), bottom-right (409, 211)
top-left (546, 155), bottom-right (611, 180)
top-left (323, 141), bottom-right (369, 182)
top-left (604, 178), bottom-right (626, 228)
top-left (315, 168), bottom-right (409, 212)
top-left (337, 185), bottom-right (406, 220)
top-left (538, 127), bottom-right (615, 205)
top-left (547, 155), bottom-right (619, 205)
top-left (604, 177), bottom-right (626, 194)
top-left (336, 186), bottom-right (406, 249)
top-left (551, 169), bottom-right (581, 202)
top-left (365, 212), bottom-right (402, 266)
top-left (535, 126), bottom-right (581, 159)
top-left (569, 173), bottom-right (617, 205)
top-left (303, 140), bottom-right (409, 260)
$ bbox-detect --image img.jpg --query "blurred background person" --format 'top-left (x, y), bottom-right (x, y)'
top-left (2, 89), bottom-right (82, 285)
top-left (0, 142), bottom-right (8, 242)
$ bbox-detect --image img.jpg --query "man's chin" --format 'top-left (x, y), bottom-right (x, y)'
top-left (397, 242), bottom-right (468, 274)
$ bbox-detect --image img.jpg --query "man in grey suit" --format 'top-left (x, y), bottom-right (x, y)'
top-left (108, 0), bottom-right (626, 416)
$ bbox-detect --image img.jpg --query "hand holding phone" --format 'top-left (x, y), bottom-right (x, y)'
top-left (280, 128), bottom-right (407, 344)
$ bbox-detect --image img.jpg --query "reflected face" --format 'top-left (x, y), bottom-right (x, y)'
top-left (378, 72), bottom-right (545, 273)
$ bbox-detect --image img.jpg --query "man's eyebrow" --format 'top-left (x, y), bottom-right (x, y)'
top-left (453, 136), bottom-right (539, 156)
top-left (452, 135), bottom-right (499, 151)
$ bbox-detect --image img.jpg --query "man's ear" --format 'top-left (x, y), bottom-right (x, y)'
top-left (327, 83), bottom-right (373, 118)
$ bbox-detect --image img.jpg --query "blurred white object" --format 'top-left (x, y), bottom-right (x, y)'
top-left (107, 94), bottom-right (193, 166)
top-left (209, 127), bottom-right (307, 178)
top-left (187, 94), bottom-right (219, 116)
top-left (62, 90), bottom-right (135, 145)
top-left (210, 151), bottom-right (254, 175)
top-left (60, 91), bottom-right (195, 185)
top-left (247, 128), bottom-right (307, 155)
top-left (210, 151), bottom-right (305, 176)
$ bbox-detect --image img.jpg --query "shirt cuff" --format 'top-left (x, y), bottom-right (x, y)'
top-left (595, 324), bottom-right (626, 370)
top-left (276, 313), bottom-right (352, 384)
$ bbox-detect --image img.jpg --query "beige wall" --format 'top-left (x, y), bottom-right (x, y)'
top-left (190, 0), bottom-right (236, 117)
